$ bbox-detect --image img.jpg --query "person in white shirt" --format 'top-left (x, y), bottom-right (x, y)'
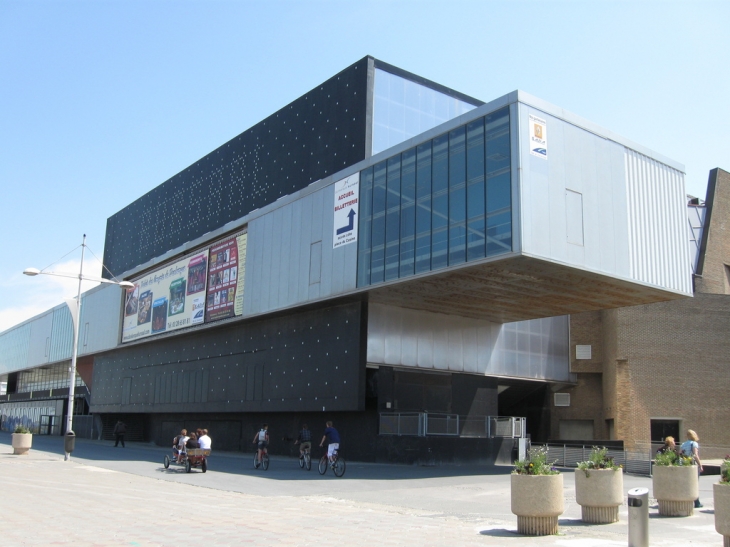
top-left (198, 429), bottom-right (212, 450)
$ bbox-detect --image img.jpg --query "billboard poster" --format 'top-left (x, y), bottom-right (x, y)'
top-left (205, 232), bottom-right (247, 322)
top-left (122, 250), bottom-right (209, 343)
top-left (529, 113), bottom-right (548, 159)
top-left (233, 233), bottom-right (247, 317)
top-left (332, 173), bottom-right (359, 249)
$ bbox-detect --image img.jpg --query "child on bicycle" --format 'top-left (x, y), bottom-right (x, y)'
top-left (319, 421), bottom-right (340, 465)
top-left (294, 423), bottom-right (312, 460)
top-left (253, 423), bottom-right (269, 464)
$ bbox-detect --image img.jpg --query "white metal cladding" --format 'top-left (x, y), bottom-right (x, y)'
top-left (243, 185), bottom-right (358, 316)
top-left (77, 285), bottom-right (125, 356)
top-left (625, 149), bottom-right (692, 294)
top-left (367, 304), bottom-right (571, 382)
top-left (27, 311), bottom-right (53, 366)
top-left (519, 104), bottom-right (631, 279)
top-left (0, 322), bottom-right (32, 375)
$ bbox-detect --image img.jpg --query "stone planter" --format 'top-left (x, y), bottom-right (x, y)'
top-left (11, 432), bottom-right (32, 455)
top-left (652, 464), bottom-right (698, 516)
top-left (575, 468), bottom-right (623, 523)
top-left (714, 483), bottom-right (730, 547)
top-left (511, 473), bottom-right (564, 535)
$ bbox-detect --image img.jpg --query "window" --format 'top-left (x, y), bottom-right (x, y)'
top-left (357, 108), bottom-right (512, 287)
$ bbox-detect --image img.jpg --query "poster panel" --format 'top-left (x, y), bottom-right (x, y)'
top-left (529, 113), bottom-right (548, 159)
top-left (122, 250), bottom-right (209, 343)
top-left (205, 232), bottom-right (247, 322)
top-left (332, 173), bottom-right (359, 249)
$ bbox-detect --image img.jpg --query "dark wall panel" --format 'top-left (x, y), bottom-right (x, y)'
top-left (104, 58), bottom-right (369, 277)
top-left (91, 302), bottom-right (366, 414)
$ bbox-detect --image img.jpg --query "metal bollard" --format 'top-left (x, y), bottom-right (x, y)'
top-left (64, 430), bottom-right (76, 461)
top-left (628, 487), bottom-right (649, 547)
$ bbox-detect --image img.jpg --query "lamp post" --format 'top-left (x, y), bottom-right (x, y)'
top-left (24, 234), bottom-right (133, 459)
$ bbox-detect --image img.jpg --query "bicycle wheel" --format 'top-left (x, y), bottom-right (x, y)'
top-left (262, 453), bottom-right (269, 470)
top-left (333, 456), bottom-right (346, 477)
top-left (253, 453), bottom-right (260, 469)
top-left (164, 455), bottom-right (170, 469)
top-left (318, 455), bottom-right (328, 475)
top-left (299, 453), bottom-right (304, 469)
top-left (185, 458), bottom-right (192, 473)
top-left (305, 452), bottom-right (311, 471)
top-left (202, 459), bottom-right (207, 473)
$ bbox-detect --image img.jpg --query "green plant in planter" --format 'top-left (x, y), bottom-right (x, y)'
top-left (14, 425), bottom-right (31, 434)
top-left (577, 446), bottom-right (622, 477)
top-left (720, 455), bottom-right (730, 484)
top-left (513, 446), bottom-right (560, 475)
top-left (654, 449), bottom-right (693, 467)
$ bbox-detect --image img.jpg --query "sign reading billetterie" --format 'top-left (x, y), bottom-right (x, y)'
top-left (529, 113), bottom-right (548, 159)
top-left (122, 251), bottom-right (209, 342)
top-left (332, 173), bottom-right (359, 249)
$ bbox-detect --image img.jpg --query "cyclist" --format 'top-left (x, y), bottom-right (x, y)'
top-left (294, 423), bottom-right (312, 460)
top-left (253, 423), bottom-right (269, 465)
top-left (319, 420), bottom-right (340, 466)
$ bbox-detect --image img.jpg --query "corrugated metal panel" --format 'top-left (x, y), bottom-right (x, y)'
top-left (49, 306), bottom-right (73, 363)
top-left (78, 285), bottom-right (124, 356)
top-left (242, 184), bottom-right (358, 317)
top-left (625, 149), bottom-right (692, 293)
top-left (367, 303), bottom-right (571, 382)
top-left (27, 311), bottom-right (53, 367)
top-left (0, 322), bottom-right (32, 374)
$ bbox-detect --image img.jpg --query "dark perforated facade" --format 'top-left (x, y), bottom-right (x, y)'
top-left (103, 58), bottom-right (369, 277)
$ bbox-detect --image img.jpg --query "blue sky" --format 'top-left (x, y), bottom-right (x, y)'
top-left (0, 0), bottom-right (728, 332)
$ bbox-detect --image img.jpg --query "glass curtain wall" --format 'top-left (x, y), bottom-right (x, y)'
top-left (358, 107), bottom-right (511, 287)
top-left (372, 69), bottom-right (477, 155)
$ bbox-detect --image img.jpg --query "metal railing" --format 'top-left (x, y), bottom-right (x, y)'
top-left (379, 412), bottom-right (526, 438)
top-left (535, 444), bottom-right (653, 476)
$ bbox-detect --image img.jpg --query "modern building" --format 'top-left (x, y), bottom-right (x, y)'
top-left (0, 57), bottom-right (704, 463)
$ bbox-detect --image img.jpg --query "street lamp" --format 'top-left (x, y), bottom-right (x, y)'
top-left (23, 234), bottom-right (133, 459)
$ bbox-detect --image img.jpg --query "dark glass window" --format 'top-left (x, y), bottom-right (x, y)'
top-left (385, 156), bottom-right (402, 281)
top-left (399, 149), bottom-right (416, 278)
top-left (486, 109), bottom-right (511, 256)
top-left (466, 119), bottom-right (486, 261)
top-left (357, 167), bottom-right (374, 286)
top-left (356, 107), bottom-right (511, 287)
top-left (448, 127), bottom-right (466, 266)
top-left (370, 161), bottom-right (387, 284)
top-left (431, 133), bottom-right (449, 270)
top-left (415, 142), bottom-right (432, 274)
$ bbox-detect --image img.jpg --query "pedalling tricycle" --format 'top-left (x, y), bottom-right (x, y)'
top-left (164, 448), bottom-right (211, 473)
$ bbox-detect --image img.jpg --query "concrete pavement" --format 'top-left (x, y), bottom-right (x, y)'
top-left (0, 432), bottom-right (723, 546)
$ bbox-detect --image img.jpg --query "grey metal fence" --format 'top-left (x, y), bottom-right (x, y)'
top-left (536, 444), bottom-right (652, 476)
top-left (379, 412), bottom-right (526, 438)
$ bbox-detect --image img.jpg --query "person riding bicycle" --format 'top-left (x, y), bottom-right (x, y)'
top-left (294, 423), bottom-right (312, 460)
top-left (319, 420), bottom-right (340, 465)
top-left (253, 423), bottom-right (269, 464)
top-left (174, 429), bottom-right (189, 463)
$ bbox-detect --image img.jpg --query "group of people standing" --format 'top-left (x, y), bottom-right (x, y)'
top-left (657, 428), bottom-right (704, 508)
top-left (173, 428), bottom-right (212, 463)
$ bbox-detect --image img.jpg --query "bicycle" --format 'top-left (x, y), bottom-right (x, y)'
top-left (298, 447), bottom-right (312, 471)
top-left (318, 448), bottom-right (346, 477)
top-left (253, 450), bottom-right (269, 470)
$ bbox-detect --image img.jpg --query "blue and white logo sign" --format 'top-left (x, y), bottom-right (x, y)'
top-left (529, 113), bottom-right (548, 159)
top-left (333, 173), bottom-right (359, 249)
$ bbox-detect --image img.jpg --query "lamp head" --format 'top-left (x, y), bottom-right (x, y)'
top-left (119, 281), bottom-right (135, 289)
top-left (23, 268), bottom-right (41, 276)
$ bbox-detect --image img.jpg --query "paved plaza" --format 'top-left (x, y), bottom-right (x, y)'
top-left (0, 433), bottom-right (722, 546)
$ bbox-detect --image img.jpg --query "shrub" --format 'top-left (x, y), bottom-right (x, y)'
top-left (14, 425), bottom-right (31, 434)
top-left (654, 450), bottom-right (693, 467)
top-left (577, 446), bottom-right (622, 477)
top-left (720, 455), bottom-right (730, 485)
top-left (513, 446), bottom-right (559, 475)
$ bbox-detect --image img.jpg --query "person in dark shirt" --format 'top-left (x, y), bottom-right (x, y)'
top-left (319, 421), bottom-right (340, 465)
top-left (295, 423), bottom-right (312, 460)
top-left (186, 432), bottom-right (199, 449)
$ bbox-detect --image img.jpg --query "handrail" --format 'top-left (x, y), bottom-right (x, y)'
top-left (379, 412), bottom-right (526, 438)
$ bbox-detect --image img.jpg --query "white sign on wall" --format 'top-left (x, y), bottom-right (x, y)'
top-left (529, 113), bottom-right (548, 159)
top-left (332, 173), bottom-right (359, 249)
